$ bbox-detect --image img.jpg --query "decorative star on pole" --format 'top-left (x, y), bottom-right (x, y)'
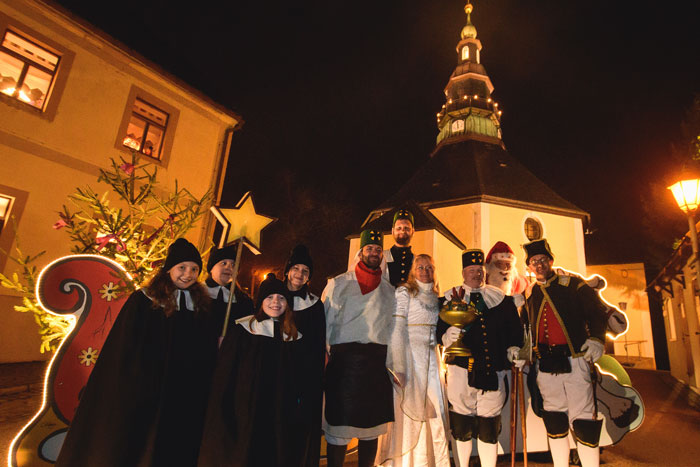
top-left (210, 191), bottom-right (276, 254)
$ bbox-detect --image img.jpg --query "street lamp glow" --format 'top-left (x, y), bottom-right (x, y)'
top-left (668, 178), bottom-right (700, 213)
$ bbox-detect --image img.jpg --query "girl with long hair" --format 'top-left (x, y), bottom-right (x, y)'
top-left (56, 238), bottom-right (217, 467)
top-left (198, 273), bottom-right (305, 467)
top-left (378, 254), bottom-right (450, 467)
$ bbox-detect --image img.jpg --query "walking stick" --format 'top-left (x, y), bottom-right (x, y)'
top-left (517, 367), bottom-right (528, 466)
top-left (510, 365), bottom-right (518, 467)
top-left (590, 362), bottom-right (599, 420)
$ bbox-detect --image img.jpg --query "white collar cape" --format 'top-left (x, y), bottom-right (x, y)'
top-left (293, 293), bottom-right (319, 311)
top-left (235, 315), bottom-right (302, 340)
top-left (207, 283), bottom-right (236, 302)
top-left (443, 283), bottom-right (505, 308)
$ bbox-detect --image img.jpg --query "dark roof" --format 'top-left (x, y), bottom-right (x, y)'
top-left (348, 201), bottom-right (466, 250)
top-left (374, 138), bottom-right (589, 220)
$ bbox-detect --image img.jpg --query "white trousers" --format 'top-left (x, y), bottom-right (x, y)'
top-left (446, 365), bottom-right (506, 417)
top-left (537, 356), bottom-right (595, 423)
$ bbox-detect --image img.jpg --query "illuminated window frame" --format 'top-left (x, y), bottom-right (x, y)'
top-left (0, 193), bottom-right (13, 236)
top-left (0, 184), bottom-right (28, 272)
top-left (461, 46), bottom-right (469, 60)
top-left (0, 30), bottom-right (59, 111)
top-left (0, 13), bottom-right (74, 121)
top-left (115, 86), bottom-right (179, 167)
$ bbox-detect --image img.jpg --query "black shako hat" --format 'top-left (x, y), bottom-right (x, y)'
top-left (163, 238), bottom-right (202, 272)
top-left (207, 244), bottom-right (237, 273)
top-left (284, 244), bottom-right (313, 277)
top-left (462, 249), bottom-right (484, 268)
top-left (255, 273), bottom-right (291, 311)
top-left (523, 238), bottom-right (554, 264)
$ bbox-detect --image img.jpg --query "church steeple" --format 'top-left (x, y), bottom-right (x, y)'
top-left (436, 2), bottom-right (502, 146)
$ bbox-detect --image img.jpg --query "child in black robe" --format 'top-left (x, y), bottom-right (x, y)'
top-left (198, 274), bottom-right (304, 467)
top-left (284, 245), bottom-right (326, 467)
top-left (56, 238), bottom-right (217, 467)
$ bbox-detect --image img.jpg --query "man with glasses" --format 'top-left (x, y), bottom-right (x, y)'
top-left (524, 239), bottom-right (608, 467)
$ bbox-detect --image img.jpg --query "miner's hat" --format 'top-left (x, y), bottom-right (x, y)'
top-left (462, 249), bottom-right (484, 268)
top-left (360, 229), bottom-right (383, 248)
top-left (392, 209), bottom-right (414, 227)
top-left (523, 238), bottom-right (554, 264)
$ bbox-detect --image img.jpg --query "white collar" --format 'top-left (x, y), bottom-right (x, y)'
top-left (444, 283), bottom-right (505, 308)
top-left (207, 283), bottom-right (235, 302)
top-left (293, 293), bottom-right (319, 311)
top-left (175, 289), bottom-right (195, 311)
top-left (235, 315), bottom-right (302, 340)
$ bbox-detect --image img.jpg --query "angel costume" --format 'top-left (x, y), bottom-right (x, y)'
top-left (377, 282), bottom-right (450, 467)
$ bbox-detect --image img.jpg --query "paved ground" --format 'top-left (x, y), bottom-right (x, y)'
top-left (2, 364), bottom-right (699, 466)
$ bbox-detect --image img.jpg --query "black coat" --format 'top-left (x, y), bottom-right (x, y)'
top-left (197, 319), bottom-right (304, 467)
top-left (290, 288), bottom-right (326, 467)
top-left (55, 290), bottom-right (218, 467)
top-left (437, 294), bottom-right (523, 391)
top-left (206, 278), bottom-right (255, 336)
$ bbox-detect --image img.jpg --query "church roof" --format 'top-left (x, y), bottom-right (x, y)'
top-left (349, 201), bottom-right (466, 250)
top-left (375, 138), bottom-right (589, 220)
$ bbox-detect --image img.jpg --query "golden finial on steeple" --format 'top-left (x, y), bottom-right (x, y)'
top-left (461, 2), bottom-right (477, 40)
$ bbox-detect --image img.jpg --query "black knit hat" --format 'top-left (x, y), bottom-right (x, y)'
top-left (255, 273), bottom-right (291, 311)
top-left (523, 239), bottom-right (554, 265)
top-left (284, 244), bottom-right (313, 277)
top-left (207, 244), bottom-right (237, 272)
top-left (462, 249), bottom-right (484, 268)
top-left (163, 238), bottom-right (202, 272)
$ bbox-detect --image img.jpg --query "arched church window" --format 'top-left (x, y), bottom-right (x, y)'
top-left (524, 217), bottom-right (542, 241)
top-left (461, 46), bottom-right (469, 60)
top-left (476, 49), bottom-right (480, 63)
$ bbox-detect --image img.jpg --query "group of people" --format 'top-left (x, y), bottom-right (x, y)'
top-left (54, 208), bottom-right (610, 467)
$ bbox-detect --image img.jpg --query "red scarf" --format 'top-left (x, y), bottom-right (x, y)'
top-left (355, 260), bottom-right (382, 295)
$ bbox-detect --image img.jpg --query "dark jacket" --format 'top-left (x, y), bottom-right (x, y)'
top-left (438, 293), bottom-right (523, 391)
top-left (526, 273), bottom-right (608, 358)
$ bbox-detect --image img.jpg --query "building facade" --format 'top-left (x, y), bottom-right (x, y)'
top-left (0, 0), bottom-right (241, 363)
top-left (650, 228), bottom-right (700, 390)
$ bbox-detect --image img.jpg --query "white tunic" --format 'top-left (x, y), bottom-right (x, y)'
top-left (322, 269), bottom-right (396, 346)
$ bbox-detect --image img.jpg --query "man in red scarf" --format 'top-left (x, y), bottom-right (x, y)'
top-left (322, 229), bottom-right (400, 467)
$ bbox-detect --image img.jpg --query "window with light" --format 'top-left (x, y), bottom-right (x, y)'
top-left (0, 194), bottom-right (13, 236)
top-left (461, 46), bottom-right (469, 60)
top-left (0, 30), bottom-right (59, 111)
top-left (524, 217), bottom-right (542, 241)
top-left (122, 98), bottom-right (169, 160)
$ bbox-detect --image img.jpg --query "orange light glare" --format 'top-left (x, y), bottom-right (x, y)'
top-left (668, 179), bottom-right (700, 213)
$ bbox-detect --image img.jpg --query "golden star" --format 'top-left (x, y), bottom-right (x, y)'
top-left (210, 192), bottom-right (276, 255)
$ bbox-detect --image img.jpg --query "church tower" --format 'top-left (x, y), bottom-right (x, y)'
top-left (349, 2), bottom-right (590, 290)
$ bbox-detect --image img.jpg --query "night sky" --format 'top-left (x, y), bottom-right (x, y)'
top-left (55, 0), bottom-right (700, 292)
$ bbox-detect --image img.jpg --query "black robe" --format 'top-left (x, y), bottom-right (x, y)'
top-left (55, 289), bottom-right (218, 467)
top-left (206, 277), bottom-right (255, 336)
top-left (289, 287), bottom-right (326, 467)
top-left (197, 318), bottom-right (304, 467)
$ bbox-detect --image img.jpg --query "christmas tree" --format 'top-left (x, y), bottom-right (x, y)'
top-left (0, 153), bottom-right (212, 352)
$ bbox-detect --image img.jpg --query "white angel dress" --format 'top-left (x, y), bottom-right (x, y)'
top-left (377, 281), bottom-right (450, 467)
